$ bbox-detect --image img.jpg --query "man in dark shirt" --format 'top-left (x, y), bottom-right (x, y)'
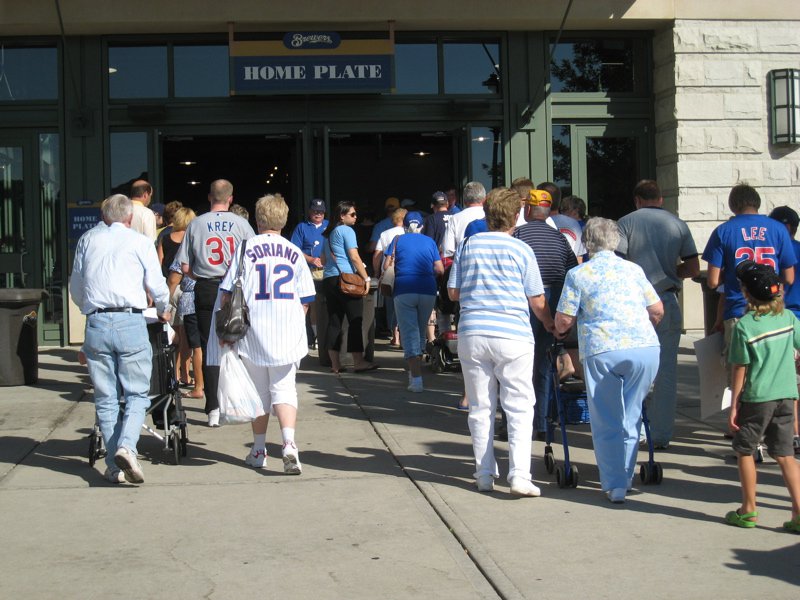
top-left (513, 189), bottom-right (578, 436)
top-left (423, 191), bottom-right (451, 253)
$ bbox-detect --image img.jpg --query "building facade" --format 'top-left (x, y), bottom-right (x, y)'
top-left (0, 1), bottom-right (798, 344)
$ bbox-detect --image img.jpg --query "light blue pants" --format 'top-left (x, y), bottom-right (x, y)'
top-left (646, 292), bottom-right (682, 446)
top-left (584, 347), bottom-right (660, 492)
top-left (393, 293), bottom-right (436, 359)
top-left (83, 313), bottom-right (152, 470)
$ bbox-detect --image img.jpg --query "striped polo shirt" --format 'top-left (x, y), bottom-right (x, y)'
top-left (448, 231), bottom-right (543, 342)
top-left (513, 219), bottom-right (577, 286)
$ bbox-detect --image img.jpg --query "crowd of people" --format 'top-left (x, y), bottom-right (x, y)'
top-left (70, 175), bottom-right (800, 533)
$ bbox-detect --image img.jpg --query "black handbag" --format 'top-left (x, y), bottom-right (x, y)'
top-left (215, 242), bottom-right (250, 343)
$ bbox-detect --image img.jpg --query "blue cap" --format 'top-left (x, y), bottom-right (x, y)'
top-left (309, 198), bottom-right (326, 212)
top-left (404, 211), bottom-right (424, 230)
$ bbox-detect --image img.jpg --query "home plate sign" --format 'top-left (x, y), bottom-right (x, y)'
top-left (230, 32), bottom-right (394, 94)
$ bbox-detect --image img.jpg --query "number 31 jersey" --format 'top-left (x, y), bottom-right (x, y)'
top-left (176, 211), bottom-right (255, 279)
top-left (221, 233), bottom-right (316, 367)
top-left (702, 213), bottom-right (796, 320)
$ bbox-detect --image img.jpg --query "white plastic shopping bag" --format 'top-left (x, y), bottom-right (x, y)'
top-left (218, 345), bottom-right (265, 424)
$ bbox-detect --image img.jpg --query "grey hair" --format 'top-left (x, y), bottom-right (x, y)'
top-left (582, 217), bottom-right (620, 254)
top-left (101, 194), bottom-right (133, 224)
top-left (463, 181), bottom-right (487, 205)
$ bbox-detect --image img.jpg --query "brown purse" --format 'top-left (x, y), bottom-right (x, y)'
top-left (338, 272), bottom-right (368, 297)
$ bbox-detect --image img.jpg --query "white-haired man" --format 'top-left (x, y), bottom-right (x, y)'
top-left (70, 194), bottom-right (171, 484)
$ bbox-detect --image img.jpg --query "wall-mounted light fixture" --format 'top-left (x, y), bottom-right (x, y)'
top-left (768, 68), bottom-right (800, 145)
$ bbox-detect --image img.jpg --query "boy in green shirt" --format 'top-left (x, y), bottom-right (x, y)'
top-left (726, 260), bottom-right (800, 532)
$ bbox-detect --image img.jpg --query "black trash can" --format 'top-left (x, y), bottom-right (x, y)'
top-left (0, 289), bottom-right (47, 386)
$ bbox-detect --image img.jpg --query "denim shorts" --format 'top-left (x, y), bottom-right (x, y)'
top-left (732, 398), bottom-right (796, 457)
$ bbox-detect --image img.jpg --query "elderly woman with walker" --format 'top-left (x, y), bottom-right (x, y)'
top-left (554, 217), bottom-right (663, 503)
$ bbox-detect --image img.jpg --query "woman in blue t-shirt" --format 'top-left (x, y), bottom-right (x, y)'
top-left (321, 201), bottom-right (377, 374)
top-left (384, 211), bottom-right (444, 392)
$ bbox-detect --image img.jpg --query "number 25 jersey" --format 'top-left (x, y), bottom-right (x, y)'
top-left (702, 213), bottom-right (796, 320)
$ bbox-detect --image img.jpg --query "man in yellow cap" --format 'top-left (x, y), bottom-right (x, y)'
top-left (513, 189), bottom-right (578, 438)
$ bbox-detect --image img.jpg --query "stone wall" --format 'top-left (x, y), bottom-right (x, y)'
top-left (654, 20), bottom-right (800, 331)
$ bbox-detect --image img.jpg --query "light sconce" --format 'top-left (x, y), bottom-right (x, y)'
top-left (768, 68), bottom-right (800, 145)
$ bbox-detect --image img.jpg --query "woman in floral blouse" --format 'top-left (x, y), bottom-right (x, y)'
top-left (555, 217), bottom-right (663, 504)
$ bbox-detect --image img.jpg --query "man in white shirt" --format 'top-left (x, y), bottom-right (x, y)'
top-left (70, 194), bottom-right (171, 485)
top-left (130, 179), bottom-right (157, 241)
top-left (442, 182), bottom-right (487, 258)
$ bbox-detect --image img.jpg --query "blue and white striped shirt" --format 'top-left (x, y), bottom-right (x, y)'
top-left (448, 232), bottom-right (543, 342)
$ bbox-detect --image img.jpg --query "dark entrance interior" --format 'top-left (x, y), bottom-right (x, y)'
top-left (328, 132), bottom-right (455, 223)
top-left (161, 134), bottom-right (296, 228)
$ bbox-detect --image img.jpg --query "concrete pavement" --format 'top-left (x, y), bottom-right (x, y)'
top-left (0, 337), bottom-right (799, 599)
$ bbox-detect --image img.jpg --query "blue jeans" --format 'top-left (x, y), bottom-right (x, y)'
top-left (393, 293), bottom-right (436, 359)
top-left (584, 347), bottom-right (660, 492)
top-left (83, 313), bottom-right (152, 470)
top-left (646, 292), bottom-right (682, 446)
top-left (531, 287), bottom-right (560, 432)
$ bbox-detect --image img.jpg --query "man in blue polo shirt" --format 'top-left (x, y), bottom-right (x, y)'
top-left (291, 198), bottom-right (329, 348)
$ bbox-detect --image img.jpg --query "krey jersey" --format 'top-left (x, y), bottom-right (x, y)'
top-left (702, 213), bottom-right (796, 320)
top-left (176, 211), bottom-right (255, 279)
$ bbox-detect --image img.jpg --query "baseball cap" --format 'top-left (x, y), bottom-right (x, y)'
top-left (735, 260), bottom-right (781, 302)
top-left (527, 189), bottom-right (552, 207)
top-left (309, 198), bottom-right (326, 212)
top-left (769, 205), bottom-right (799, 229)
top-left (431, 191), bottom-right (448, 205)
top-left (404, 211), bottom-right (424, 230)
top-left (385, 197), bottom-right (400, 209)
top-left (400, 198), bottom-right (416, 208)
top-left (150, 202), bottom-right (165, 216)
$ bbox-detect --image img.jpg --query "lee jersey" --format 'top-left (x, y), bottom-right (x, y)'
top-left (221, 234), bottom-right (316, 367)
top-left (176, 211), bottom-right (255, 279)
top-left (702, 214), bottom-right (796, 320)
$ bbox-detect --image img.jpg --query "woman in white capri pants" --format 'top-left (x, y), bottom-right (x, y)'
top-left (447, 187), bottom-right (556, 496)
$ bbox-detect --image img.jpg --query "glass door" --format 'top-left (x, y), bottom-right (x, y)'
top-left (552, 123), bottom-right (651, 220)
top-left (0, 132), bottom-right (63, 343)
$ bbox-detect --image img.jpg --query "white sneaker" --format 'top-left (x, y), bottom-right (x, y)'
top-left (407, 380), bottom-right (424, 393)
top-left (207, 409), bottom-right (220, 427)
top-left (607, 488), bottom-right (627, 504)
top-left (282, 441), bottom-right (302, 475)
top-left (245, 449), bottom-right (267, 469)
top-left (114, 447), bottom-right (144, 484)
top-left (476, 475), bottom-right (494, 492)
top-left (509, 476), bottom-right (541, 497)
top-left (103, 467), bottom-right (125, 484)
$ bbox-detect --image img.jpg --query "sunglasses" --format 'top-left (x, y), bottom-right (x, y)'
top-left (346, 211), bottom-right (357, 216)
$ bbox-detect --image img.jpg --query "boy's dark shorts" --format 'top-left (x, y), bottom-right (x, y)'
top-left (732, 399), bottom-right (796, 457)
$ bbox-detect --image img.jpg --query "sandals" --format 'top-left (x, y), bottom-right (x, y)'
top-left (353, 363), bottom-right (379, 373)
top-left (725, 509), bottom-right (758, 528)
top-left (182, 390), bottom-right (205, 399)
top-left (784, 516), bottom-right (800, 533)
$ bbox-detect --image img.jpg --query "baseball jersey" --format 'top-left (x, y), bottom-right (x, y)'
top-left (782, 238), bottom-right (800, 319)
top-left (175, 211), bottom-right (255, 279)
top-left (220, 234), bottom-right (316, 367)
top-left (423, 211), bottom-right (450, 251)
top-left (617, 206), bottom-right (698, 294)
top-left (702, 214), bottom-right (796, 320)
